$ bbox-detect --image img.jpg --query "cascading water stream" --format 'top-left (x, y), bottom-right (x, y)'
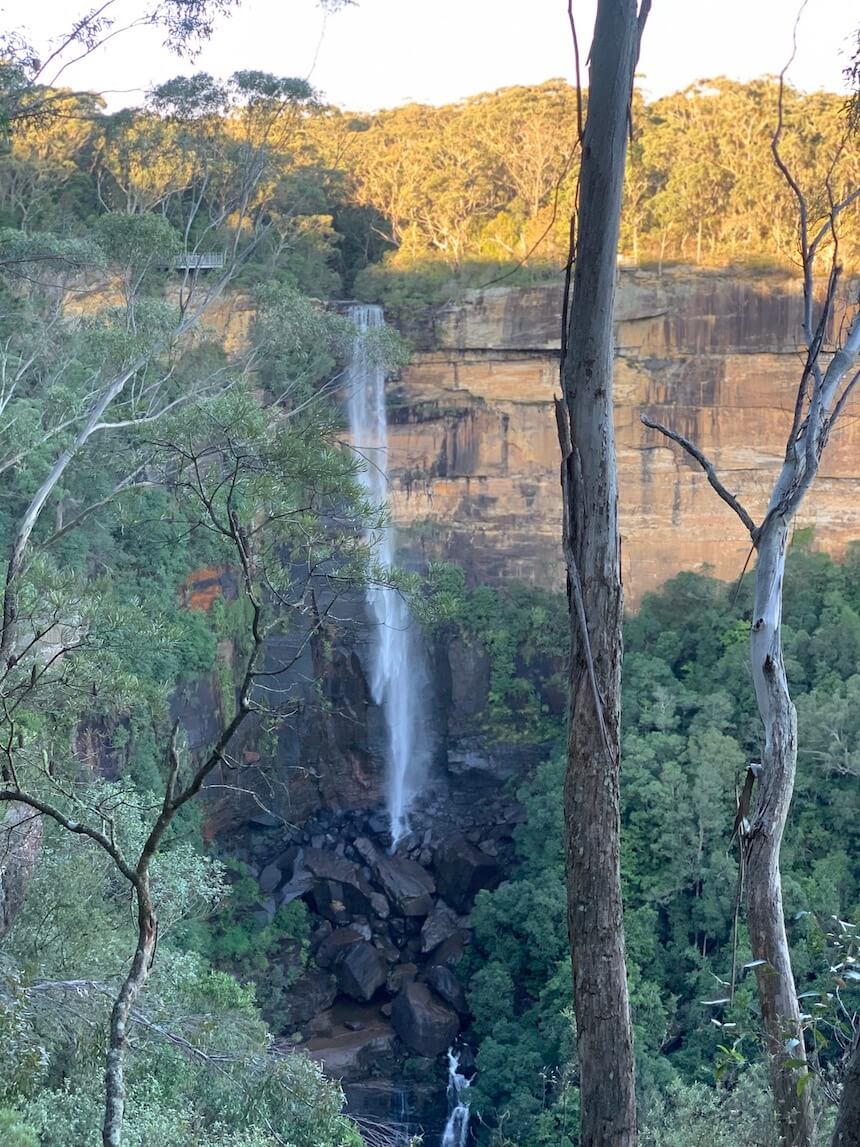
top-left (344, 304), bottom-right (430, 849)
top-left (441, 1048), bottom-right (470, 1147)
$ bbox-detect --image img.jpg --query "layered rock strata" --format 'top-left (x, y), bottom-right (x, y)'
top-left (383, 270), bottom-right (860, 603)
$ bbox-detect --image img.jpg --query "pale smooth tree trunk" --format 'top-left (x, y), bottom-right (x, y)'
top-left (557, 3), bottom-right (648, 1144)
top-left (639, 64), bottom-right (860, 1139)
top-left (746, 513), bottom-right (815, 1147)
top-left (103, 878), bottom-right (157, 1147)
top-left (643, 303), bottom-right (860, 1146)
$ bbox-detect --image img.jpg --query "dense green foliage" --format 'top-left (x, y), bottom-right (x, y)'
top-left (445, 548), bottom-right (859, 1145)
top-left (0, 813), bottom-right (361, 1147)
top-left (0, 58), bottom-right (397, 1141)
top-left (0, 71), bottom-right (856, 313)
top-left (0, 19), bottom-right (858, 1145)
top-left (423, 562), bottom-right (568, 743)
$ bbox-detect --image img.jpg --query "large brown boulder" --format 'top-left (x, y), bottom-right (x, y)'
top-left (333, 940), bottom-right (387, 1002)
top-left (390, 981), bottom-right (460, 1057)
top-left (306, 1018), bottom-right (396, 1080)
top-left (434, 836), bottom-right (500, 913)
top-left (374, 855), bottom-right (435, 917)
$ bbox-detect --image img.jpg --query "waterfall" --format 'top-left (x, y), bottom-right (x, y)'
top-left (441, 1048), bottom-right (470, 1147)
top-left (344, 304), bottom-right (430, 849)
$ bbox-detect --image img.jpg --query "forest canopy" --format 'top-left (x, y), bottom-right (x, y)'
top-left (1, 73), bottom-right (858, 308)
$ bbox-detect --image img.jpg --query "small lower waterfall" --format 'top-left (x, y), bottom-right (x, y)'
top-left (344, 304), bottom-right (430, 849)
top-left (441, 1049), bottom-right (470, 1147)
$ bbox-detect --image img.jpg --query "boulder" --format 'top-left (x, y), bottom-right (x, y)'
top-left (280, 869), bottom-right (313, 906)
top-left (353, 836), bottom-right (379, 867)
top-left (374, 855), bottom-right (436, 917)
top-left (368, 891), bottom-right (391, 920)
top-left (387, 961), bottom-right (418, 994)
top-left (373, 934), bottom-right (402, 965)
top-left (333, 941), bottom-right (387, 1002)
top-left (303, 847), bottom-right (376, 922)
top-left (261, 845), bottom-right (301, 894)
top-left (316, 927), bottom-right (363, 970)
top-left (306, 1019), bottom-right (396, 1079)
top-left (424, 965), bottom-right (468, 1015)
top-left (390, 982), bottom-right (461, 1057)
top-left (306, 1011), bottom-right (334, 1037)
top-left (425, 932), bottom-right (468, 969)
top-left (258, 861), bottom-right (284, 895)
top-left (273, 845), bottom-right (301, 872)
top-left (283, 969), bottom-right (337, 1027)
top-left (249, 895), bottom-right (276, 925)
top-left (420, 900), bottom-right (467, 953)
top-left (434, 836), bottom-right (500, 913)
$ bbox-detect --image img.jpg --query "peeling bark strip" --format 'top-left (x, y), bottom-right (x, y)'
top-left (557, 3), bottom-right (649, 1144)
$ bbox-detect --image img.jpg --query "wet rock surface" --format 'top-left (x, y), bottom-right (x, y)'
top-left (373, 854), bottom-right (436, 917)
top-left (304, 1003), bottom-right (397, 1079)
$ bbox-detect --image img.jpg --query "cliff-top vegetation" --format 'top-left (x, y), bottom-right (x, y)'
top-left (3, 73), bottom-right (858, 316)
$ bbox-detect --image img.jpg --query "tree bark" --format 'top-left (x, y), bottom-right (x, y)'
top-left (832, 1038), bottom-right (860, 1147)
top-left (103, 877), bottom-right (156, 1147)
top-left (557, 3), bottom-right (647, 1144)
top-left (746, 514), bottom-right (815, 1147)
top-left (639, 112), bottom-right (860, 1145)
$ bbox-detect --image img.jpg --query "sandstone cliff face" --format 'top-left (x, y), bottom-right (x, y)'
top-left (384, 269), bottom-right (860, 603)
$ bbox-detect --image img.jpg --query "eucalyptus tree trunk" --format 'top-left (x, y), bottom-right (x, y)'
top-left (557, 3), bottom-right (648, 1143)
top-left (642, 278), bottom-right (860, 1147)
top-left (746, 512), bottom-right (814, 1147)
top-left (833, 1039), bottom-right (860, 1147)
top-left (103, 878), bottom-right (157, 1147)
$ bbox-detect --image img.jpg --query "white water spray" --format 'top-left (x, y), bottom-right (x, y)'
top-left (344, 304), bottom-right (430, 849)
top-left (441, 1048), bottom-right (470, 1147)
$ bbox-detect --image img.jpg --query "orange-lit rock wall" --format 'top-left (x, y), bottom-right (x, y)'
top-left (383, 270), bottom-right (860, 604)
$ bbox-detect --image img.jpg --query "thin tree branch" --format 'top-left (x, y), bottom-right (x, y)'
top-left (640, 413), bottom-right (760, 540)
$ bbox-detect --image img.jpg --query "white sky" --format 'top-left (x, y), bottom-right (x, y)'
top-left (1, 0), bottom-right (856, 111)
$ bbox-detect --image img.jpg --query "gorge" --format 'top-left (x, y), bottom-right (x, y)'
top-left (192, 268), bottom-right (860, 1142)
top-left (2, 27), bottom-right (859, 1144)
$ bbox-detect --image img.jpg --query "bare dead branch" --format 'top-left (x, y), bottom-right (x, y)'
top-left (640, 414), bottom-right (760, 540)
